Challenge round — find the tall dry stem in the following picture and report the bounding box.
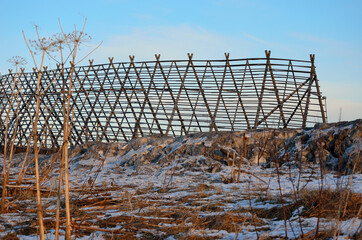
[237,133,247,183]
[58,18,101,239]
[61,29,81,240]
[285,150,304,236]
[230,152,235,182]
[1,66,21,211]
[333,145,360,239]
[5,78,22,192]
[247,176,259,238]
[315,134,325,238]
[33,54,47,240]
[12,18,99,239]
[271,131,288,238]
[1,74,15,211]
[23,26,61,239]
[33,57,46,239]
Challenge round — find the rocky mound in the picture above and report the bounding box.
[69,119,361,174]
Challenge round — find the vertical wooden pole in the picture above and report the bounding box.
[226,56,251,129]
[254,51,269,128]
[310,54,326,123]
[265,50,286,127]
[165,54,192,136]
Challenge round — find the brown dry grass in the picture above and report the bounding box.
[1,232,20,240]
[2,142,361,239]
[300,223,362,240]
[2,178,361,239]
[298,188,362,219]
[253,187,361,222]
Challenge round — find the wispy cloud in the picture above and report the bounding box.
[90,25,254,62]
[242,33,269,45]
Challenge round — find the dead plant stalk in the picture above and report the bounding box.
[1,64,22,211]
[58,18,102,239]
[23,29,48,239]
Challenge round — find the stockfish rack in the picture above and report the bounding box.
[0,51,327,150]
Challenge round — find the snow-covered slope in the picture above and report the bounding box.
[0,120,361,239]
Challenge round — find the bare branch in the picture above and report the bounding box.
[22,31,38,70]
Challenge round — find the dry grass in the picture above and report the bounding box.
[193,212,253,232]
[0,178,263,239]
[2,172,361,239]
[1,232,20,240]
[298,188,362,219]
[1,126,361,239]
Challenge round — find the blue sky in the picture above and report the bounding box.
[1,0,361,122]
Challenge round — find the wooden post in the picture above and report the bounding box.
[254,51,269,128]
[310,54,326,123]
[265,50,286,128]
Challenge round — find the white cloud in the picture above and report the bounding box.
[90,25,253,62]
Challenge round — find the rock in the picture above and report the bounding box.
[66,119,361,175]
[213,149,225,161]
[326,154,339,171]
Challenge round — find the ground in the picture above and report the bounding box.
[0,120,361,239]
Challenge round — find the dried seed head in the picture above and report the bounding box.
[29,35,60,54]
[52,33,67,49]
[7,56,27,67]
[68,31,92,48]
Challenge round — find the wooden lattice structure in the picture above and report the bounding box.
[0,51,327,150]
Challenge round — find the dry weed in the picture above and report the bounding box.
[298,188,362,219]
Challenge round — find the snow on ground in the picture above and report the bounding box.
[0,121,361,239]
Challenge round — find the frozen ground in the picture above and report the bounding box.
[0,120,361,239]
